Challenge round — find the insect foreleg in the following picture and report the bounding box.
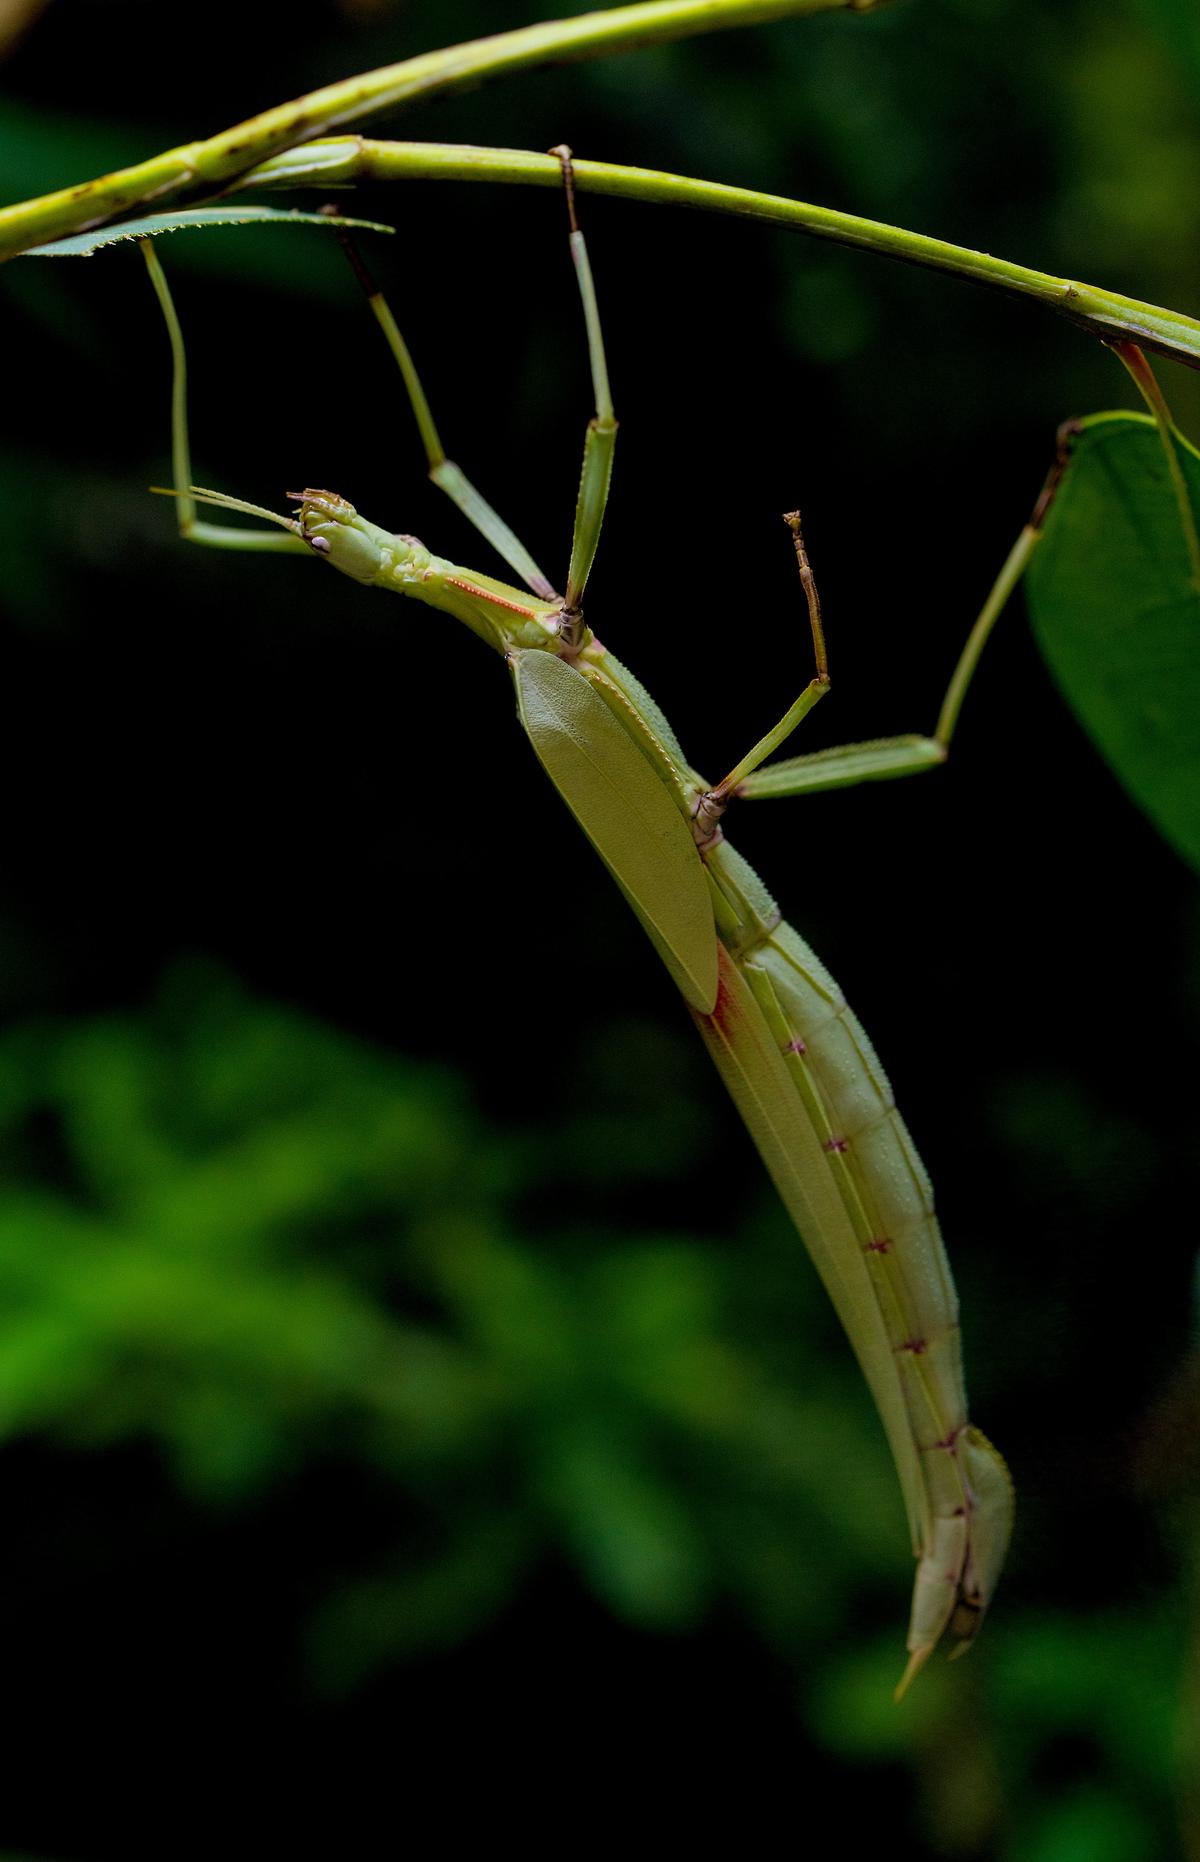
[140,242,309,557]
[552,145,619,636]
[330,220,557,602]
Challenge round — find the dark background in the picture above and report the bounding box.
[1,1,1199,1855]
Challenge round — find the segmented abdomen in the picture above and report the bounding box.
[754,924,969,1504]
[702,839,974,1544]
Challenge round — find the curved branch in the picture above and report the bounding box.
[244,138,1200,371]
[0,0,886,259]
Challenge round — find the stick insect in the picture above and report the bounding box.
[139,152,1019,1698]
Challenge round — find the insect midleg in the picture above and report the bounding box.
[735,432,1077,801]
[140,240,309,555]
[691,510,833,844]
[329,219,558,601]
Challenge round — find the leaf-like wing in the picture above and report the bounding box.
[514,650,718,1014]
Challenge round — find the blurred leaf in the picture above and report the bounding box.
[1017,1785,1157,1862]
[1135,0,1200,100]
[1026,412,1200,871]
[994,1610,1178,1786]
[990,1070,1157,1221]
[307,1513,534,1692]
[536,1411,709,1626]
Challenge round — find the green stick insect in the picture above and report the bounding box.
[138,153,1022,1699]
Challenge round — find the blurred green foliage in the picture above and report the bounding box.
[0,962,906,1661]
[2,0,1200,1856]
[0,965,1196,1857]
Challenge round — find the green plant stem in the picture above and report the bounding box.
[0,0,886,259]
[242,139,1200,371]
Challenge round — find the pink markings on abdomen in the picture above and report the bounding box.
[706,948,741,1038]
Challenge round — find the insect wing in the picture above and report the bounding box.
[514,649,718,1013]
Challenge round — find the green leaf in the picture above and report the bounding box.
[23,204,394,257]
[1025,411,1200,871]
